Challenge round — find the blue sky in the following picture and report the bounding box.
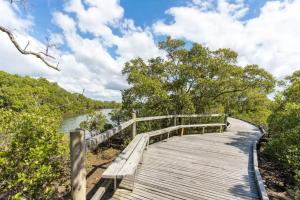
[29,0,267,44]
[0,0,299,101]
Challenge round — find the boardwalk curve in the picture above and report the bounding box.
[105,118,262,200]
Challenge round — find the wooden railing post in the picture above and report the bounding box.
[174,115,177,126]
[132,112,136,139]
[181,117,184,136]
[224,114,228,129]
[70,128,86,200]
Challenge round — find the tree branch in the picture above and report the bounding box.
[0,26,60,71]
[210,86,250,100]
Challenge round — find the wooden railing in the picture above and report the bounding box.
[69,113,227,200]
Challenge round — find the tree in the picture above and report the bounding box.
[121,37,275,121]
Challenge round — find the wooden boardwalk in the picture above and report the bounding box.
[104,118,262,200]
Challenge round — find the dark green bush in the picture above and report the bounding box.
[265,128,300,181]
[79,111,114,133]
[0,107,69,199]
[265,73,300,197]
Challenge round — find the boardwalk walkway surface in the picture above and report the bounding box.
[104,118,262,200]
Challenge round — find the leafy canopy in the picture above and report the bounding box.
[121,37,275,122]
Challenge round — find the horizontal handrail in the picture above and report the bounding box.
[177,114,223,118]
[145,123,226,137]
[86,113,225,150]
[135,115,174,122]
[135,113,224,122]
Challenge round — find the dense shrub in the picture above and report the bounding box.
[80,111,113,133]
[0,107,69,199]
[265,72,300,197]
[265,128,300,181]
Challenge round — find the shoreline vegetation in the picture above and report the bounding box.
[0,70,120,199]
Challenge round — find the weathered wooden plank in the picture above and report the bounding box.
[147,148,249,169]
[102,134,144,179]
[134,173,257,200]
[149,143,249,162]
[176,113,224,118]
[135,115,174,122]
[117,135,149,178]
[141,158,252,178]
[121,181,190,200]
[136,168,258,196]
[135,173,259,200]
[139,162,256,184]
[90,179,111,200]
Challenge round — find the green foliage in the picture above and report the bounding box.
[80,111,107,132]
[265,128,300,175]
[232,90,273,126]
[109,109,126,125]
[121,37,275,125]
[268,102,300,134]
[266,71,300,195]
[0,107,69,199]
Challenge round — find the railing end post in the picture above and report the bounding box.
[224,114,228,125]
[70,129,86,200]
[132,112,137,139]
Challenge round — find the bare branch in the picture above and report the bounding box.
[24,40,29,51]
[39,52,55,59]
[0,26,60,71]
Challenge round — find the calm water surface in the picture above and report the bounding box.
[59,109,113,133]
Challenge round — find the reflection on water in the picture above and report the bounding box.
[59,109,113,134]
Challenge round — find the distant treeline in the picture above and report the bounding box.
[0,70,120,116]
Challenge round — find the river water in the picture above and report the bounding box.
[59,109,113,134]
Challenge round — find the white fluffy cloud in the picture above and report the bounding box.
[154,0,300,78]
[50,0,164,100]
[65,0,123,40]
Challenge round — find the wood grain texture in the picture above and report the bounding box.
[104,118,262,200]
[102,134,149,180]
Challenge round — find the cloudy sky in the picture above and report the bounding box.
[0,0,299,101]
